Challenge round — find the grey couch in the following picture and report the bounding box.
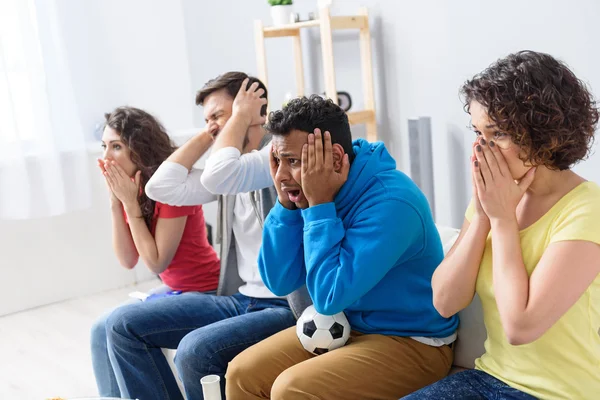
[436,226,486,373]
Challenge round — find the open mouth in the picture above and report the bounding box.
[285,189,302,203]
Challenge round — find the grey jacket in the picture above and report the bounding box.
[214,137,312,319]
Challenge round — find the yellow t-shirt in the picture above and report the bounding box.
[465,181,600,400]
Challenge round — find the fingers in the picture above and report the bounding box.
[103,166,115,188]
[301,143,308,177]
[323,131,333,167]
[238,78,250,96]
[488,140,511,177]
[111,161,130,181]
[340,153,350,181]
[115,161,125,177]
[104,160,117,181]
[472,158,485,194]
[134,170,142,188]
[479,137,500,178]
[474,142,492,185]
[471,158,482,197]
[307,131,316,169]
[313,129,324,167]
[247,81,259,93]
[518,167,537,192]
[97,158,106,174]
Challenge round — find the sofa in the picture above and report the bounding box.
[163,225,487,396]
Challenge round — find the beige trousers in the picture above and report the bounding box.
[226,327,453,400]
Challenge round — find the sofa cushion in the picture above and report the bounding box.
[454,294,486,368]
[435,225,486,369]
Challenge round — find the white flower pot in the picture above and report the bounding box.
[270,5,293,26]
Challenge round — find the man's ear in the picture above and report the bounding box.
[331,144,345,172]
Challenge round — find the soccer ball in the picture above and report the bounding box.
[296,305,351,355]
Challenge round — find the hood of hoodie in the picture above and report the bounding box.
[334,138,397,211]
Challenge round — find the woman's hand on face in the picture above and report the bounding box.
[472,137,536,222]
[98,158,120,205]
[470,142,489,226]
[103,160,141,208]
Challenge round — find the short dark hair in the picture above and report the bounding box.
[266,95,355,163]
[462,50,598,170]
[196,71,268,116]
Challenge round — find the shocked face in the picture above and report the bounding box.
[469,100,532,180]
[101,126,137,177]
[271,130,310,209]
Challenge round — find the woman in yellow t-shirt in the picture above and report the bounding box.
[404,51,600,400]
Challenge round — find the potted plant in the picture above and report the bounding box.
[268,0,293,27]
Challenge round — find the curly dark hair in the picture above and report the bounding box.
[266,95,355,163]
[104,107,176,229]
[196,71,268,116]
[462,50,598,170]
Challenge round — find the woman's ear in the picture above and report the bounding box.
[331,143,345,172]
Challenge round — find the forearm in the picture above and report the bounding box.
[110,204,139,269]
[431,217,490,317]
[166,131,214,170]
[258,202,306,295]
[123,202,166,274]
[491,217,530,335]
[258,241,305,296]
[146,163,217,206]
[201,144,273,194]
[211,112,250,153]
[302,202,407,316]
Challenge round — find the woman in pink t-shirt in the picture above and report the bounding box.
[91,106,220,397]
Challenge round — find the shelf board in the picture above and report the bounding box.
[263,15,367,38]
[348,110,375,125]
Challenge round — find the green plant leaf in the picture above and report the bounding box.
[268,0,293,6]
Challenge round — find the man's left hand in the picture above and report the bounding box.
[232,78,267,127]
[301,129,350,207]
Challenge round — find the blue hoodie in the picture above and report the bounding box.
[259,139,458,337]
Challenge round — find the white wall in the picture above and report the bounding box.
[3,0,600,313]
[57,0,196,138]
[182,0,600,227]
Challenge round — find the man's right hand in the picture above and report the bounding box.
[270,146,297,210]
[232,78,267,127]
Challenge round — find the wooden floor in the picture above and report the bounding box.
[0,279,160,400]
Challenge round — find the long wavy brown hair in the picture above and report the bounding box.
[104,107,176,229]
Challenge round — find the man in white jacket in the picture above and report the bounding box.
[103,72,310,400]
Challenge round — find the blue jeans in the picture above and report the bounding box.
[91,284,173,397]
[105,291,295,400]
[401,370,538,400]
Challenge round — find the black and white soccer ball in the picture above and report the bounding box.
[296,305,351,355]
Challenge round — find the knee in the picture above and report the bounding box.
[90,313,109,349]
[104,305,140,341]
[174,331,213,377]
[271,368,306,400]
[225,350,259,391]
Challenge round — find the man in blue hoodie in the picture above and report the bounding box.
[225,96,459,399]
